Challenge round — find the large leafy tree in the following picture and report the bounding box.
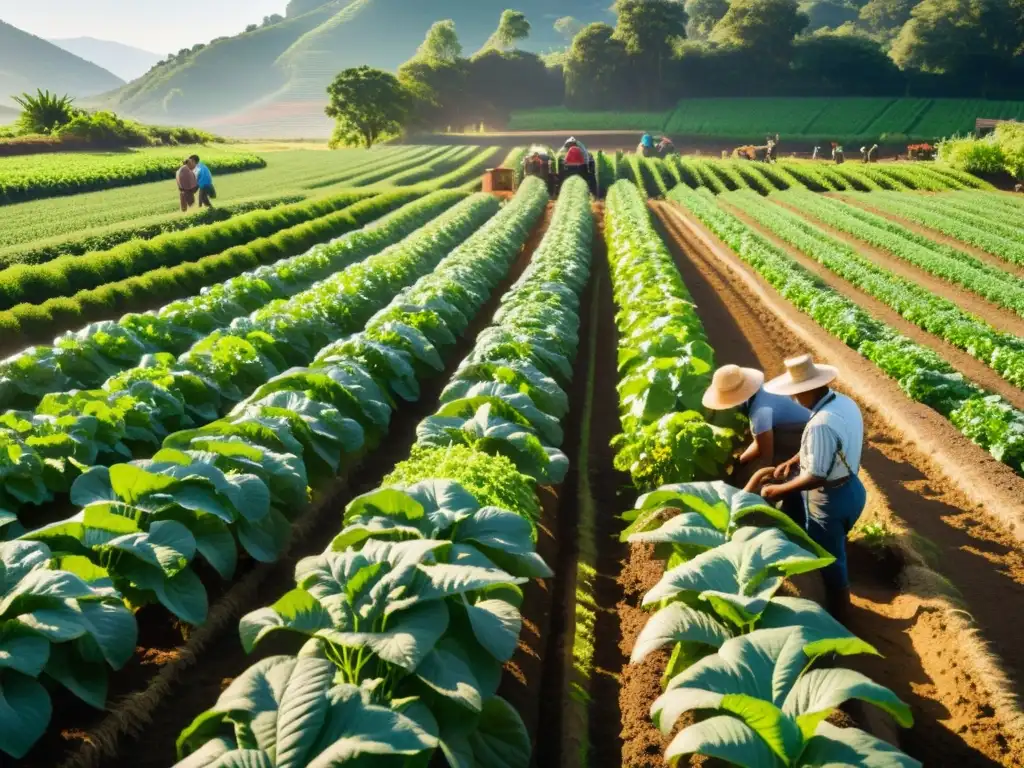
[614,0,689,104]
[482,9,532,52]
[792,32,903,94]
[858,0,918,35]
[415,19,463,63]
[565,23,632,108]
[890,0,1019,82]
[685,0,730,39]
[324,66,409,148]
[710,0,809,66]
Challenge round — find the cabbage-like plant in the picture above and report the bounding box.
[0,540,136,759]
[332,480,552,578]
[642,527,833,629]
[652,626,917,767]
[623,481,829,561]
[418,403,568,485]
[175,656,437,767]
[367,321,445,374]
[442,361,569,420]
[437,382,563,446]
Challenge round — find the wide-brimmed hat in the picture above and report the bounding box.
[702,365,764,410]
[764,354,838,396]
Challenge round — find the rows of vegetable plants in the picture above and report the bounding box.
[0,180,549,761]
[779,189,1024,317]
[622,479,918,765]
[331,145,458,188]
[0,193,498,536]
[604,180,735,492]
[600,180,919,766]
[0,146,267,205]
[723,190,1024,391]
[774,161,848,192]
[848,191,1024,266]
[0,191,462,412]
[670,185,1024,475]
[0,190,422,346]
[170,177,566,767]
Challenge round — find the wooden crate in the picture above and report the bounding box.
[482,167,516,192]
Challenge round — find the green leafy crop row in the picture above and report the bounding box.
[604,180,737,492]
[671,185,1024,476]
[0,179,550,761]
[725,190,1024,393]
[0,194,499,536]
[171,178,560,767]
[0,191,462,413]
[0,146,266,205]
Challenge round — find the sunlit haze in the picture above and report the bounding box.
[0,0,288,54]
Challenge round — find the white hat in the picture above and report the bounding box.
[702,365,764,410]
[764,354,838,396]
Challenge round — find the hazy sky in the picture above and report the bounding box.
[1,0,289,54]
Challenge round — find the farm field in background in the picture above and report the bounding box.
[1,139,1024,768]
[508,96,1024,142]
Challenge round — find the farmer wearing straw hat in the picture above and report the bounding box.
[702,364,810,526]
[753,354,866,617]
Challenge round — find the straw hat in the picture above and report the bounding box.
[702,365,764,410]
[764,354,838,396]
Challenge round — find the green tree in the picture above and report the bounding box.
[614,0,689,105]
[792,32,902,93]
[482,9,532,52]
[685,0,730,38]
[415,20,463,63]
[12,90,81,135]
[555,15,586,39]
[565,23,632,108]
[325,66,409,148]
[890,0,1018,81]
[858,0,917,35]
[710,0,809,65]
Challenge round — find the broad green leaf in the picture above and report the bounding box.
[799,721,922,767]
[415,645,483,713]
[784,668,914,732]
[0,629,49,676]
[272,653,335,768]
[463,597,522,662]
[630,603,731,664]
[239,589,333,654]
[465,696,532,768]
[721,693,804,763]
[44,643,108,709]
[0,670,51,759]
[109,463,179,503]
[666,715,781,768]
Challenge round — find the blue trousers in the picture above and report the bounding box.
[805,475,866,591]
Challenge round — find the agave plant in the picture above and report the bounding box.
[175,656,437,767]
[652,626,917,767]
[0,540,136,759]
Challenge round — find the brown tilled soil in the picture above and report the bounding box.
[720,199,1024,412]
[649,200,1024,766]
[836,194,1024,280]
[36,205,554,768]
[773,198,1024,336]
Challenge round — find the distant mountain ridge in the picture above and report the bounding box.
[94,0,612,136]
[50,37,161,82]
[0,20,124,107]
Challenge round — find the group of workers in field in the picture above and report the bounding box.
[703,355,866,620]
[176,155,217,212]
[638,133,676,158]
[811,142,879,164]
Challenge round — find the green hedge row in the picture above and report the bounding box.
[0,189,422,348]
[0,188,382,310]
[0,195,305,268]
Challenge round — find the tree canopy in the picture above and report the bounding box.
[481,9,532,52]
[415,20,463,63]
[565,22,632,108]
[685,0,730,39]
[325,66,409,148]
[710,0,809,64]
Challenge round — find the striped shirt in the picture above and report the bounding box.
[799,390,863,482]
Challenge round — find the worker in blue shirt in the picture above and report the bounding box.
[189,154,216,208]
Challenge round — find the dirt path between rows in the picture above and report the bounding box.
[42,205,555,768]
[719,199,1024,413]
[774,198,1024,337]
[653,200,1024,765]
[836,194,1024,280]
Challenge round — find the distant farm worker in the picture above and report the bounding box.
[564,142,587,169]
[859,146,868,163]
[868,144,879,163]
[834,145,845,164]
[657,136,676,157]
[751,355,866,619]
[190,155,216,208]
[703,364,810,527]
[176,157,198,212]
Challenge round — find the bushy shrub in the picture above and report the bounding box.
[937,134,1005,175]
[995,122,1024,179]
[56,111,152,147]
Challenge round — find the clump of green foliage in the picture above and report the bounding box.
[938,123,1024,179]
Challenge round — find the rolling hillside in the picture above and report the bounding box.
[0,20,124,106]
[50,37,161,82]
[95,0,611,137]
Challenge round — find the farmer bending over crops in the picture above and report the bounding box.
[747,355,866,620]
[190,155,216,208]
[176,157,198,212]
[702,365,810,527]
